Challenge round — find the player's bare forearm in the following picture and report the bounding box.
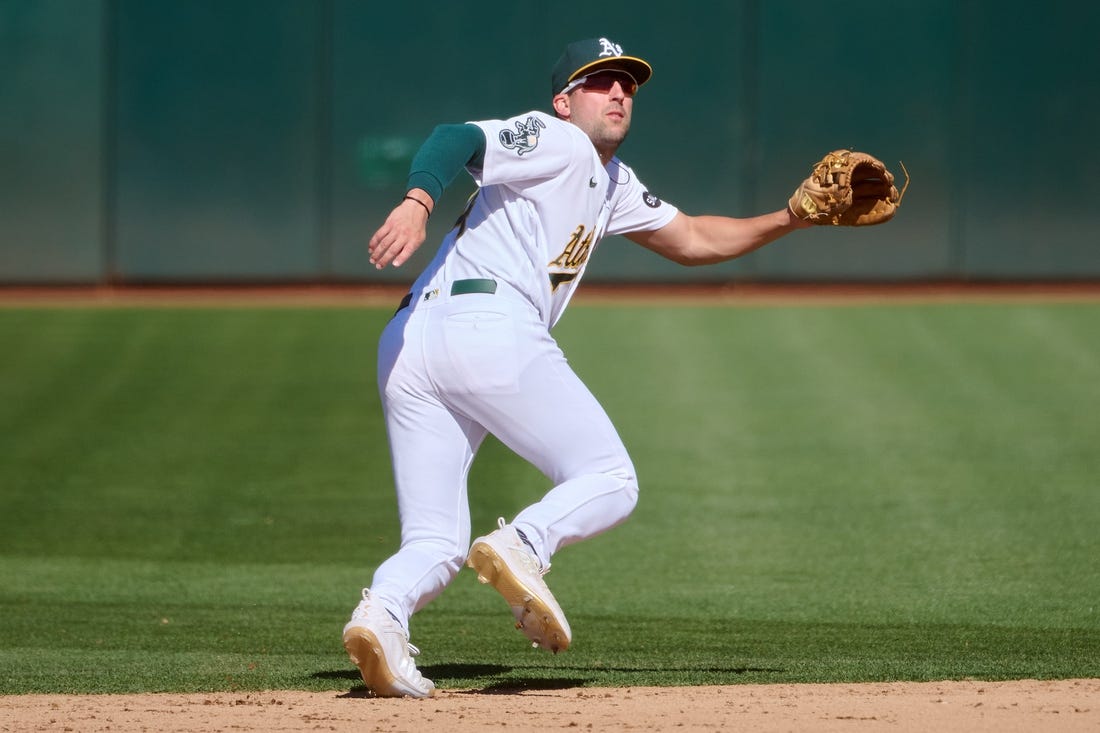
[626,208,811,266]
[368,188,434,269]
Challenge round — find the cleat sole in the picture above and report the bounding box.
[342,627,436,698]
[466,542,571,652]
[343,627,398,694]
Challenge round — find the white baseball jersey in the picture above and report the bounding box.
[407,110,679,328]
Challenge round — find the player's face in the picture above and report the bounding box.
[556,70,635,159]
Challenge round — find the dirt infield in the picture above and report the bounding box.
[3,679,1098,732]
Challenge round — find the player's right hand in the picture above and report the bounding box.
[368,195,431,269]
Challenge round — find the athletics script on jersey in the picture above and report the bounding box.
[549,224,593,290]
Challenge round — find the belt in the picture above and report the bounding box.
[395,278,498,314]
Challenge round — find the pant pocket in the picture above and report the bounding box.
[439,310,520,394]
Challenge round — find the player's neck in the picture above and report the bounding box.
[596,145,618,166]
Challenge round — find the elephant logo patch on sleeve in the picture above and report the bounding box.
[499,117,547,156]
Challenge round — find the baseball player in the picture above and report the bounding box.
[343,36,815,698]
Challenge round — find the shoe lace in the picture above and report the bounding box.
[350,588,373,621]
[352,588,422,656]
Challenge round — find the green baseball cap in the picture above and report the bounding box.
[551,37,653,96]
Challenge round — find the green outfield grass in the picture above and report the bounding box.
[1,299,1098,694]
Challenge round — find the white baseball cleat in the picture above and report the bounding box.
[341,589,436,698]
[467,518,572,653]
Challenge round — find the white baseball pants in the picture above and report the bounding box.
[367,288,638,629]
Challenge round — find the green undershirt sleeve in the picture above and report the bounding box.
[406,123,486,204]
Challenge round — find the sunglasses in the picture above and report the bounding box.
[563,70,639,97]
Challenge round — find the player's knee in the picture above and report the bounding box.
[611,466,640,514]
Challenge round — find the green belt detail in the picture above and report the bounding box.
[450,278,497,296]
[394,278,498,316]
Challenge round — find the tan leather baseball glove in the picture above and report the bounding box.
[789,150,908,226]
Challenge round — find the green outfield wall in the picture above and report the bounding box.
[1,0,1097,284]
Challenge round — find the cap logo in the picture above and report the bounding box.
[598,38,623,58]
[499,116,546,156]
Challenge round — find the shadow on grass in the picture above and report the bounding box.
[315,663,784,696]
[449,666,786,695]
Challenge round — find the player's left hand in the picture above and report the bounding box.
[369,194,432,269]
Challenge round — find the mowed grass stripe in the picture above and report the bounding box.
[0,302,1097,693]
[549,303,1100,626]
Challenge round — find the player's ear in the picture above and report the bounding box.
[552,93,571,120]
